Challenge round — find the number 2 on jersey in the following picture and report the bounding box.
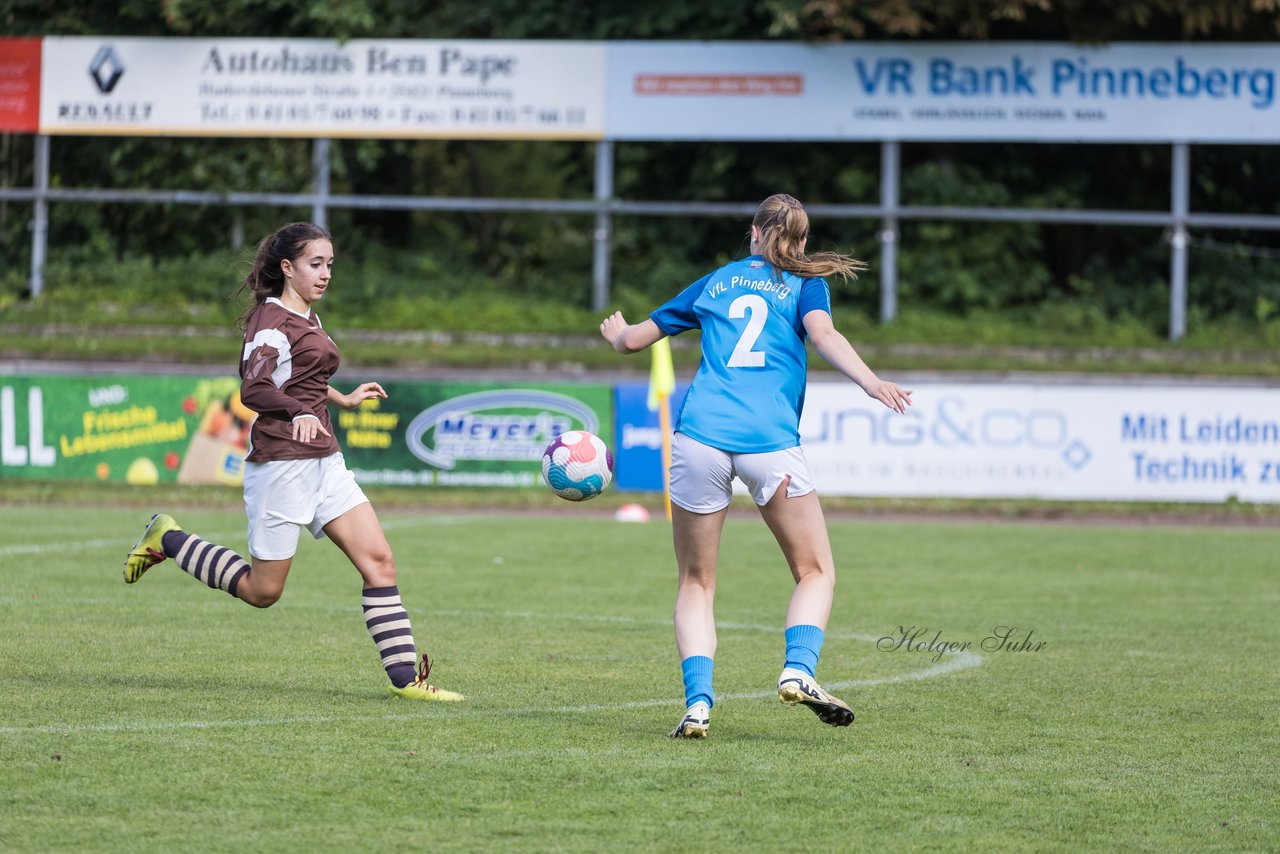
[726,294,768,368]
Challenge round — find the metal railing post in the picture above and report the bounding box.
[29,134,50,297]
[592,139,614,312]
[312,138,331,228]
[879,140,900,323]
[1169,142,1190,342]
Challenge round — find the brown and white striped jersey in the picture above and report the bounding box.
[239,297,341,463]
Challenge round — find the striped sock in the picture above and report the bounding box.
[162,530,249,596]
[784,624,825,678]
[680,655,715,709]
[362,585,418,688]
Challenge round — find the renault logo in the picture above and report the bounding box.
[89,45,125,94]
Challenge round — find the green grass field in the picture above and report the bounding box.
[1,501,1276,852]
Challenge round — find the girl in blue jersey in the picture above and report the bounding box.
[600,193,912,738]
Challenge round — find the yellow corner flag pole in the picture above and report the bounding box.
[647,337,676,521]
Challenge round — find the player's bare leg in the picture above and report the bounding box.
[668,504,728,737]
[324,503,462,702]
[232,557,293,607]
[757,480,835,631]
[758,482,853,727]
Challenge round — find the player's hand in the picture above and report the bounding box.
[338,382,387,410]
[291,414,331,443]
[867,380,913,414]
[600,311,629,352]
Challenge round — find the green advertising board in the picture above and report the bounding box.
[0,373,612,490]
[0,374,251,485]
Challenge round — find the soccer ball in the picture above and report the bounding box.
[541,430,613,502]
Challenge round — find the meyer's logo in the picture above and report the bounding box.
[406,390,600,470]
[89,45,125,94]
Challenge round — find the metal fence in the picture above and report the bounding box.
[6,135,1280,341]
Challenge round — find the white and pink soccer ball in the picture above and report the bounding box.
[541,430,613,502]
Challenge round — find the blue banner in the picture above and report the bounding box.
[612,381,689,491]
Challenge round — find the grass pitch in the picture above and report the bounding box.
[0,501,1276,852]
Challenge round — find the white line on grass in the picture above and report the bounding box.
[0,515,476,558]
[0,611,982,737]
[0,655,981,737]
[0,531,229,558]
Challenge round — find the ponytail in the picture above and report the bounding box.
[751,193,866,280]
[233,222,332,327]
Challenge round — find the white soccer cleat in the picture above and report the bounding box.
[777,668,854,727]
[668,701,710,739]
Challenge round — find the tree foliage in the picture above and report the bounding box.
[763,0,1280,40]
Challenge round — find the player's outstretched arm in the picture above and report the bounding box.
[328,382,388,411]
[802,309,913,414]
[601,311,665,355]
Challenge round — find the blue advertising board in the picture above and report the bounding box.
[611,381,689,492]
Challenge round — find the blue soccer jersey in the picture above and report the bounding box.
[650,255,831,453]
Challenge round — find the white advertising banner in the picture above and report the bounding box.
[798,381,1280,502]
[608,42,1280,142]
[38,37,605,139]
[30,38,1280,142]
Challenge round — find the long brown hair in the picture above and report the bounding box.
[233,222,332,327]
[752,193,867,280]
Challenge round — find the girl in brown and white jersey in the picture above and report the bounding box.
[123,222,459,703]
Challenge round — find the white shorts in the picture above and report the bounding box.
[242,452,368,560]
[669,432,815,514]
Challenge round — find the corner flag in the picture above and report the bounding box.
[647,337,675,412]
[648,337,675,520]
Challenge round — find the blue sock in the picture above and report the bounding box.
[784,625,825,678]
[680,655,714,709]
